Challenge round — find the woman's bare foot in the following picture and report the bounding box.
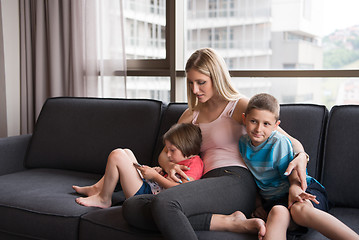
[72,185,99,197]
[211,211,266,239]
[75,194,112,209]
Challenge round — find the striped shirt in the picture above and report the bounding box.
[239,131,316,201]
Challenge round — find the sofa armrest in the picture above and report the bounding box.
[0,134,31,175]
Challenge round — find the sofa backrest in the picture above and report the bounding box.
[151,103,188,166]
[25,97,163,174]
[321,105,359,208]
[280,104,328,180]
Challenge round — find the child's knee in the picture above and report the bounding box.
[268,205,290,219]
[290,200,313,222]
[109,148,128,163]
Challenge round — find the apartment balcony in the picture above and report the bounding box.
[125,38,166,59]
[188,40,272,58]
[187,8,271,29]
[123,2,165,26]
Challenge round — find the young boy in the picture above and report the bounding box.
[239,93,359,240]
[73,123,203,208]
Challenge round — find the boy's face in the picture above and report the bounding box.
[242,109,280,147]
[165,140,186,163]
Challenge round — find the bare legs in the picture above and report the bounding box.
[210,211,266,239]
[258,201,359,240]
[72,148,143,208]
[263,205,290,240]
[290,200,359,240]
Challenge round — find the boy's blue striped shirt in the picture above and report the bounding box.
[239,131,318,200]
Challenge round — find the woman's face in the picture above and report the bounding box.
[187,68,215,103]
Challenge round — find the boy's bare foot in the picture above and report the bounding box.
[211,211,266,239]
[75,194,112,209]
[72,185,99,197]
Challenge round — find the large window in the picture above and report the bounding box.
[107,0,359,109]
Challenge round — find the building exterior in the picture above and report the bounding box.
[120,0,323,103]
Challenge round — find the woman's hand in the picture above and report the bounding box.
[284,152,308,190]
[158,148,190,183]
[165,161,190,183]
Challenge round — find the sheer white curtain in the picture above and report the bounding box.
[96,0,127,98]
[19,0,126,134]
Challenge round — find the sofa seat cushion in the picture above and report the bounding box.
[297,207,359,239]
[0,168,124,240]
[79,206,163,240]
[80,206,257,240]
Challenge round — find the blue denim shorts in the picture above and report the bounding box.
[263,181,329,212]
[134,179,153,196]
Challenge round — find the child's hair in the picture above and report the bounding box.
[245,93,280,121]
[185,48,242,111]
[163,123,202,157]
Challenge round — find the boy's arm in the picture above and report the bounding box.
[278,126,309,190]
[288,170,319,208]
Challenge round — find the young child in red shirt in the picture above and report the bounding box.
[73,123,203,208]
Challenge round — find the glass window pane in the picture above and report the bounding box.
[98,76,170,102]
[176,76,359,109]
[184,0,359,70]
[123,0,166,59]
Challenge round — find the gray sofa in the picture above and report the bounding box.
[0,97,358,240]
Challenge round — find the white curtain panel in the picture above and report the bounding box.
[96,0,127,98]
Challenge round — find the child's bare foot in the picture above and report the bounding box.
[72,185,99,197]
[75,194,112,209]
[227,211,266,239]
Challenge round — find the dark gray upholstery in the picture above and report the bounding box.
[0,134,31,175]
[0,169,102,240]
[79,207,163,240]
[280,104,328,179]
[321,105,359,208]
[151,102,187,166]
[0,98,358,240]
[0,97,162,240]
[26,97,162,173]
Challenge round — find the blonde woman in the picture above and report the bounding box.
[123,48,309,240]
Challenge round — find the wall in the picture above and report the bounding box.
[1,0,20,137]
[0,0,7,137]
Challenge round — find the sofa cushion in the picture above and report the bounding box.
[151,102,187,166]
[0,134,31,176]
[79,206,257,240]
[25,97,163,174]
[300,208,359,239]
[0,168,124,240]
[80,206,163,240]
[321,105,359,208]
[280,104,328,179]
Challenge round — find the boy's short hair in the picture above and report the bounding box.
[163,123,202,157]
[245,93,280,121]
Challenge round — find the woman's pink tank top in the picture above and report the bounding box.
[192,100,247,174]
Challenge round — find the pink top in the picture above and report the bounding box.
[192,100,247,174]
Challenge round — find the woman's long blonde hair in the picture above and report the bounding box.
[185,48,241,111]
